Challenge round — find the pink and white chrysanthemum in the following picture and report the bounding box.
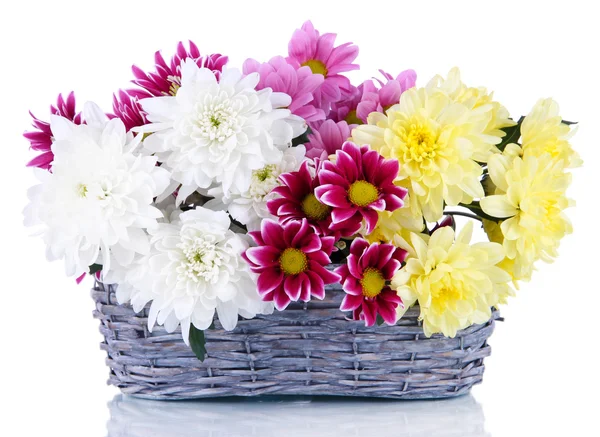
[356,69,416,123]
[315,142,407,237]
[305,120,354,160]
[287,21,359,109]
[132,41,228,97]
[243,56,325,122]
[243,219,340,310]
[268,160,334,237]
[111,89,149,133]
[24,92,82,170]
[336,238,406,326]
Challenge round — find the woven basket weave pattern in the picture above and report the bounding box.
[92,280,499,400]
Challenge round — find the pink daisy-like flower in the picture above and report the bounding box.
[315,142,408,237]
[336,238,406,326]
[132,41,228,96]
[243,56,325,122]
[356,69,417,123]
[111,89,149,132]
[243,219,340,310]
[305,120,354,160]
[287,21,359,109]
[23,92,82,170]
[329,84,364,125]
[268,160,335,237]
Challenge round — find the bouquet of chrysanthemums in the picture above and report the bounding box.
[24,21,580,359]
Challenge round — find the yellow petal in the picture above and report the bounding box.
[480,195,518,218]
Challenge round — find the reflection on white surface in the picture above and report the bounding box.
[107,394,490,437]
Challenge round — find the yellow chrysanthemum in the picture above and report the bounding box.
[392,222,513,338]
[427,67,516,140]
[480,150,573,281]
[352,72,501,223]
[482,218,520,289]
[520,98,582,168]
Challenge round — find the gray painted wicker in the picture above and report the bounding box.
[92,278,499,400]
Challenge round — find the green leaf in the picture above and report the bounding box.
[189,325,208,362]
[497,116,525,151]
[376,315,385,326]
[89,263,103,274]
[561,120,578,126]
[292,126,313,147]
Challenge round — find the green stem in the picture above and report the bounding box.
[443,211,483,222]
[458,202,500,223]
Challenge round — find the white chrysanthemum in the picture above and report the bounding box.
[110,207,273,343]
[23,103,170,277]
[138,59,305,204]
[205,145,306,230]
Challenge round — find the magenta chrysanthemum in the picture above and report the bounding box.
[23,92,82,170]
[268,160,335,238]
[305,120,354,160]
[336,238,406,326]
[356,69,416,123]
[315,142,408,236]
[243,56,325,122]
[111,89,149,132]
[131,41,228,96]
[243,219,340,310]
[287,20,359,109]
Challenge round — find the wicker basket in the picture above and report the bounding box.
[92,277,500,400]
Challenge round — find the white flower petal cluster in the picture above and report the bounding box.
[108,207,273,343]
[139,59,305,204]
[23,103,170,277]
[205,145,306,231]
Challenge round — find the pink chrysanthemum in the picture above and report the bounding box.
[305,120,354,160]
[111,89,149,132]
[315,142,408,237]
[356,69,416,123]
[287,21,359,109]
[132,41,228,96]
[336,238,406,326]
[329,84,364,125]
[23,92,82,170]
[243,56,325,122]
[268,160,335,238]
[243,219,340,310]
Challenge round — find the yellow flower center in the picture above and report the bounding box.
[169,82,180,96]
[77,183,88,198]
[345,110,362,125]
[279,248,308,276]
[348,180,379,207]
[302,59,328,76]
[393,117,442,164]
[301,193,330,221]
[429,277,468,315]
[405,123,439,162]
[254,165,276,182]
[360,267,386,298]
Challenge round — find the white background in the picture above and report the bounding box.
[1,1,598,435]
